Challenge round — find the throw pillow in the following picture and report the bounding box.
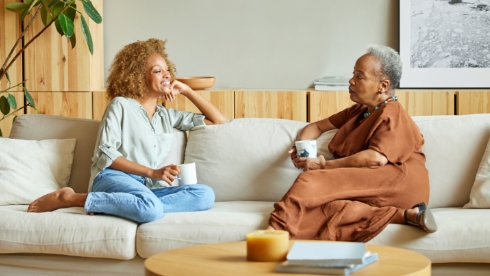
[0,138,76,205]
[464,137,490,208]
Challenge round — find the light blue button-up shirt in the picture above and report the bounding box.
[88,97,205,192]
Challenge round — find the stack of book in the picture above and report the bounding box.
[314,76,350,91]
[276,242,378,275]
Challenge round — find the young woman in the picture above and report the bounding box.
[27,38,229,223]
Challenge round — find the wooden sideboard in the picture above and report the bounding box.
[90,89,485,124]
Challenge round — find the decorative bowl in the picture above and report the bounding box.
[175,76,216,90]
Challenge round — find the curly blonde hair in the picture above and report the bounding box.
[106,38,176,100]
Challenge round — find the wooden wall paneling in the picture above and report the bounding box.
[23,0,104,92]
[0,0,22,91]
[456,91,490,115]
[308,91,354,122]
[395,90,455,116]
[0,92,24,137]
[27,91,92,119]
[234,90,307,122]
[92,88,109,120]
[164,90,235,120]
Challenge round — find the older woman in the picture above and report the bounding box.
[268,45,437,242]
[27,38,229,223]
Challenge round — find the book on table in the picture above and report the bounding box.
[275,252,378,275]
[314,84,349,91]
[315,76,351,85]
[286,241,367,266]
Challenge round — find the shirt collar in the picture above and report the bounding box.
[127,98,164,118]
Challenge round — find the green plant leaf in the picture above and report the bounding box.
[70,32,76,48]
[12,115,17,125]
[48,0,60,8]
[40,2,53,26]
[81,0,102,23]
[54,18,64,36]
[0,96,10,115]
[66,2,77,22]
[24,87,35,108]
[5,2,28,13]
[80,15,93,55]
[58,13,74,38]
[52,1,63,17]
[20,0,38,21]
[7,94,17,109]
[5,72,11,84]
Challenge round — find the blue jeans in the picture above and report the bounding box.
[85,168,215,223]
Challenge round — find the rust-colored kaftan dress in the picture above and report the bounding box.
[269,101,429,242]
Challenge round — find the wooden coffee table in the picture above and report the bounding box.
[145,241,431,276]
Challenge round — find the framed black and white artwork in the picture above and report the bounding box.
[399,0,490,88]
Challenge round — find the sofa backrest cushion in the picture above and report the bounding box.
[186,115,490,207]
[10,114,186,193]
[184,118,336,202]
[413,114,490,208]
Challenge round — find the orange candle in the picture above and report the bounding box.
[246,230,289,262]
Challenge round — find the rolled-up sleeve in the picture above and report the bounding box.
[165,108,205,131]
[92,100,124,170]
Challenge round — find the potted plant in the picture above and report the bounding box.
[0,0,102,136]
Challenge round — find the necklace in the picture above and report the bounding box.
[363,96,398,118]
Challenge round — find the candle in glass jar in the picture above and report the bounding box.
[246,230,289,262]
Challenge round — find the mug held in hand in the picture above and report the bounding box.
[177,163,197,185]
[295,140,317,158]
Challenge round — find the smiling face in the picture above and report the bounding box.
[348,54,389,108]
[145,53,172,97]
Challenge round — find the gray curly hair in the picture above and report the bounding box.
[366,45,403,92]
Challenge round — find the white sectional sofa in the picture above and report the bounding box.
[1,113,490,275]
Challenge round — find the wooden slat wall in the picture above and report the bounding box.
[92,89,109,120]
[456,91,490,115]
[0,0,22,91]
[27,92,92,119]
[235,90,307,122]
[164,90,235,120]
[23,0,104,91]
[0,92,24,137]
[396,90,455,116]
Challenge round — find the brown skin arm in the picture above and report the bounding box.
[295,149,388,171]
[290,118,388,171]
[109,156,180,185]
[167,81,229,125]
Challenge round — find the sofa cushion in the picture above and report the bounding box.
[184,118,336,202]
[464,137,490,208]
[371,208,490,263]
[0,205,137,260]
[0,138,76,205]
[412,114,490,208]
[136,201,274,258]
[10,114,187,193]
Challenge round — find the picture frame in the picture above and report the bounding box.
[399,0,490,89]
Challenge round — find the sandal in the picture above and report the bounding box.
[404,202,438,233]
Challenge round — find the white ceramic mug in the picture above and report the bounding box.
[177,163,197,185]
[295,140,317,158]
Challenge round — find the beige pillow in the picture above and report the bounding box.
[464,137,490,208]
[0,138,76,205]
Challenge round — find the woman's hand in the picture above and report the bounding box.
[150,164,180,185]
[163,80,191,102]
[294,155,327,171]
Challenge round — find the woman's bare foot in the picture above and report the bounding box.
[27,187,81,212]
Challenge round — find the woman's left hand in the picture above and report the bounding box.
[163,80,191,102]
[295,155,326,171]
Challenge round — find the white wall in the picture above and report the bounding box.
[103,0,399,89]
